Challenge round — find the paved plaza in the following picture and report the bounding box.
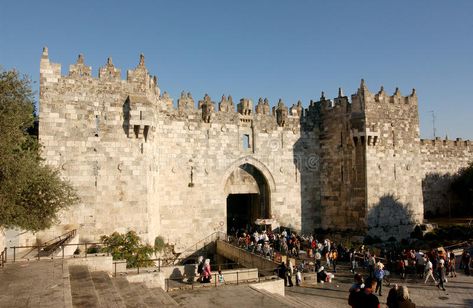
[1,259,472,307]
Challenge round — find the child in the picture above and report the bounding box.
[218,270,224,284]
[296,269,302,286]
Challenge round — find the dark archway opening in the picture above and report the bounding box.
[225,164,270,235]
[227,193,260,233]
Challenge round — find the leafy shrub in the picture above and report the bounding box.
[100,231,154,268]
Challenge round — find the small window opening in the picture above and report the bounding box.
[143,125,149,142]
[95,115,99,137]
[140,111,143,120]
[243,134,250,150]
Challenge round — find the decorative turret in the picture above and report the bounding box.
[237,98,253,116]
[290,100,303,117]
[394,87,401,97]
[98,57,121,80]
[218,94,234,113]
[255,98,264,114]
[69,53,92,77]
[359,78,370,94]
[40,47,61,87]
[263,98,271,115]
[198,94,215,123]
[160,91,173,107]
[275,99,288,127]
[126,53,159,95]
[178,91,195,111]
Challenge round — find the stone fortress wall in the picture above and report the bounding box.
[420,138,473,217]
[37,48,473,248]
[38,48,320,250]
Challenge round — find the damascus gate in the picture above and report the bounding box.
[35,48,473,251]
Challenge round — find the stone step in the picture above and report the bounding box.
[254,287,312,307]
[148,287,179,306]
[112,278,148,308]
[112,277,175,307]
[90,271,126,308]
[69,265,100,307]
[284,290,315,308]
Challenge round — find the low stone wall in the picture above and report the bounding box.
[249,279,285,296]
[66,255,113,272]
[127,272,165,289]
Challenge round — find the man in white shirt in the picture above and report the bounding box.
[424,257,437,284]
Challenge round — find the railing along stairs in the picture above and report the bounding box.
[38,229,77,257]
[172,231,227,265]
[28,229,78,258]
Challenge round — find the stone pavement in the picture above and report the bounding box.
[284,269,473,308]
[1,259,472,307]
[0,260,72,308]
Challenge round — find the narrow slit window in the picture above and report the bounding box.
[95,115,99,137]
[243,134,250,150]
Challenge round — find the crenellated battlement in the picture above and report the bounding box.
[420,137,471,147]
[41,49,427,137]
[40,47,161,97]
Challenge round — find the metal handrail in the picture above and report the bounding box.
[164,267,279,292]
[111,258,240,277]
[9,242,104,262]
[172,231,227,264]
[41,229,77,247]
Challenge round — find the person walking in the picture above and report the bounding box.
[350,249,357,273]
[436,260,446,291]
[374,262,385,296]
[286,260,294,287]
[424,258,436,284]
[331,248,338,273]
[277,261,287,286]
[368,254,376,279]
[449,251,457,278]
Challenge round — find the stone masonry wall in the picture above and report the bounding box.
[360,83,424,239]
[37,48,473,248]
[38,48,319,250]
[39,49,160,243]
[420,138,473,217]
[317,92,366,230]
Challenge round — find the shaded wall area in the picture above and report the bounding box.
[420,138,473,218]
[367,194,416,240]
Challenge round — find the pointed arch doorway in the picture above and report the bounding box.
[224,163,271,234]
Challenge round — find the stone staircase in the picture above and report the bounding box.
[252,288,313,307]
[69,265,178,307]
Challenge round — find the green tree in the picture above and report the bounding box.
[0,69,78,231]
[100,231,154,268]
[451,162,473,216]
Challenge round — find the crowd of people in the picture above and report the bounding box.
[225,227,473,306]
[349,275,417,308]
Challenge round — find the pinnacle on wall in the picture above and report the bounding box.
[42,46,49,59]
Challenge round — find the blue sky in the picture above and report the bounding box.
[1,0,472,139]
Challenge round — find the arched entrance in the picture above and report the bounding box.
[224,163,270,234]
